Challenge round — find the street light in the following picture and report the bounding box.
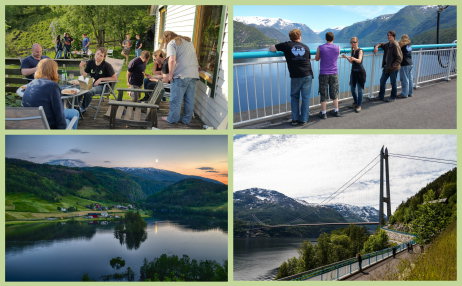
[436,5,450,68]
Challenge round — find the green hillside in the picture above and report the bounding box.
[145,178,228,216]
[233,20,276,49]
[389,168,456,245]
[6,158,147,203]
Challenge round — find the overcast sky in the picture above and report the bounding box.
[234,135,456,212]
[6,135,228,184]
[234,5,407,32]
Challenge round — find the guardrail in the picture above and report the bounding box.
[278,238,415,281]
[233,43,457,127]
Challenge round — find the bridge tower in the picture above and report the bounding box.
[379,146,392,225]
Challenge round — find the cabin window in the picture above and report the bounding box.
[194,5,224,95]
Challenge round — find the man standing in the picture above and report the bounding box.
[373,30,403,102]
[134,34,143,57]
[82,34,90,55]
[316,32,341,119]
[121,34,132,65]
[270,29,313,126]
[127,50,150,101]
[63,32,74,59]
[20,43,49,80]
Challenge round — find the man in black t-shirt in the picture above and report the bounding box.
[127,50,150,101]
[20,43,49,80]
[270,29,314,126]
[78,47,117,112]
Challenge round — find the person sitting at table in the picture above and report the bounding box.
[143,49,166,90]
[20,43,50,80]
[22,59,79,129]
[127,50,151,101]
[78,47,117,113]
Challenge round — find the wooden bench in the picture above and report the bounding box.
[107,81,164,129]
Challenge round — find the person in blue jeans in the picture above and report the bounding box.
[22,59,79,129]
[373,31,403,102]
[161,31,199,125]
[342,37,366,113]
[270,29,314,126]
[398,34,413,98]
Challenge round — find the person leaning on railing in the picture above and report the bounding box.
[373,30,403,102]
[78,47,117,113]
[342,37,366,113]
[398,34,413,98]
[269,28,314,126]
[22,59,79,129]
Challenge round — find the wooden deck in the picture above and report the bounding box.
[77,97,205,130]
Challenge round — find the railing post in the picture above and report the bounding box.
[415,49,424,89]
[369,53,376,98]
[446,46,455,81]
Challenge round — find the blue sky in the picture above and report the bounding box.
[6,135,228,184]
[233,135,456,212]
[234,5,406,31]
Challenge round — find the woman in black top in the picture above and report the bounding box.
[54,35,63,59]
[398,34,413,98]
[342,37,366,113]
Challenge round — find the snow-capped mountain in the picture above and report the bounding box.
[325,203,380,223]
[234,188,346,225]
[234,16,295,29]
[235,188,380,225]
[234,16,322,43]
[45,159,88,168]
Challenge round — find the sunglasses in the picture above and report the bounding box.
[350,41,357,44]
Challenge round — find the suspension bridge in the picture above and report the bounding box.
[248,146,456,229]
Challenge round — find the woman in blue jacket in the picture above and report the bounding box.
[22,58,79,129]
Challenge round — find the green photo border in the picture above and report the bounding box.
[1,1,461,285]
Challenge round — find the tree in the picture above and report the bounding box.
[412,189,450,245]
[110,257,126,270]
[362,229,389,253]
[297,241,318,271]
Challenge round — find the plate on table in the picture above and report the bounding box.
[61,88,79,95]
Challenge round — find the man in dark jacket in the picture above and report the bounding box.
[373,30,403,102]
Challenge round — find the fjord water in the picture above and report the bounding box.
[6,218,227,281]
[234,237,316,280]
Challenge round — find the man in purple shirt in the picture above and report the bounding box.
[315,32,341,119]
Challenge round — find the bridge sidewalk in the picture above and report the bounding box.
[248,80,456,129]
[343,247,421,281]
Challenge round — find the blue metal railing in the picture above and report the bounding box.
[278,228,417,281]
[233,43,457,127]
[233,43,457,59]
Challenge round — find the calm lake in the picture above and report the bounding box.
[234,237,316,281]
[6,218,227,281]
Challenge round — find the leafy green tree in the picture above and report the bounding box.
[362,229,389,253]
[297,241,317,271]
[412,189,451,245]
[110,257,126,270]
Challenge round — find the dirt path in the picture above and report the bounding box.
[344,247,422,281]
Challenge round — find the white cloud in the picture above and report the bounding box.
[337,5,405,20]
[234,135,456,212]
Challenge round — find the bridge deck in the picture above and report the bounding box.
[239,79,456,129]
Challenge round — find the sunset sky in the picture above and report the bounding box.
[6,135,228,184]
